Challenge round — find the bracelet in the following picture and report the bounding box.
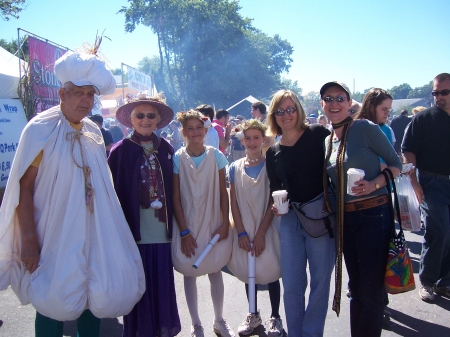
[180,229,190,237]
[238,231,248,238]
[181,232,191,239]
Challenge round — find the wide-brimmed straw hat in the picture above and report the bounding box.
[116,92,174,129]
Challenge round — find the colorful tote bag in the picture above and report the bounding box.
[381,169,416,294]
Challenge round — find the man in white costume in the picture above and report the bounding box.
[0,51,145,337]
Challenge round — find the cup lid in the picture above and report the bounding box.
[347,168,365,175]
[272,190,288,195]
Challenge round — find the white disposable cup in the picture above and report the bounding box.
[347,168,365,196]
[272,190,289,214]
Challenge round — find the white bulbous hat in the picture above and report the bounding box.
[54,51,116,95]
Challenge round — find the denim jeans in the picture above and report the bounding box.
[279,209,335,337]
[344,202,391,337]
[419,173,450,287]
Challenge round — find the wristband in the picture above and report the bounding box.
[238,231,248,238]
[181,232,191,239]
[180,229,190,237]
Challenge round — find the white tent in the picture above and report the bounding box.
[227,95,260,111]
[0,46,25,99]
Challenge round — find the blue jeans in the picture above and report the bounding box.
[279,210,335,337]
[419,173,450,287]
[344,202,391,337]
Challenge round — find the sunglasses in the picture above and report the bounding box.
[348,109,357,114]
[431,89,450,97]
[323,95,347,103]
[135,112,157,120]
[274,107,296,116]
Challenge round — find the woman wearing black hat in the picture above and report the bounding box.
[320,82,402,337]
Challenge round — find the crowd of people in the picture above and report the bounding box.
[0,47,449,337]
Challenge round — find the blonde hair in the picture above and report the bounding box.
[176,109,208,127]
[412,106,426,115]
[267,90,308,136]
[233,119,267,137]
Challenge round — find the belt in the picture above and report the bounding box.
[419,169,450,180]
[344,195,389,212]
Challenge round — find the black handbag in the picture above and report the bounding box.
[273,141,335,238]
[291,187,336,238]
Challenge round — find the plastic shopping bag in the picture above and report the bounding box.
[394,174,421,231]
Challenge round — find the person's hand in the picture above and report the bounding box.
[252,232,266,257]
[238,235,251,252]
[351,179,374,196]
[402,166,416,176]
[271,204,281,216]
[225,123,233,136]
[181,234,197,258]
[21,237,41,274]
[212,223,229,241]
[410,179,424,204]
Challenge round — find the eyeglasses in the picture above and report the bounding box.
[348,109,357,114]
[323,95,347,103]
[431,89,450,97]
[135,112,157,120]
[274,107,296,116]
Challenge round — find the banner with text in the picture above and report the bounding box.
[0,99,28,188]
[127,66,153,93]
[28,36,68,113]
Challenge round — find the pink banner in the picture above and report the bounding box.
[28,36,68,113]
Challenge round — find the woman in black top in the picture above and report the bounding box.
[266,90,334,336]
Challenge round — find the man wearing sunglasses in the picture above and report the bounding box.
[402,73,450,302]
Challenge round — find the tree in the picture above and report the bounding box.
[388,83,412,99]
[0,36,29,61]
[407,81,433,105]
[1,0,27,21]
[119,0,293,111]
[279,78,302,97]
[301,91,321,113]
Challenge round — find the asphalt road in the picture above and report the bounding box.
[1,230,449,337]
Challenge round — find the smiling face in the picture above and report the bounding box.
[374,98,392,124]
[275,97,298,132]
[59,83,96,123]
[131,104,161,136]
[182,118,207,145]
[321,86,352,124]
[242,128,265,156]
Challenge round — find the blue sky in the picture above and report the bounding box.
[1,0,449,93]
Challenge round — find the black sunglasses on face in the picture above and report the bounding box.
[135,112,157,119]
[274,107,296,116]
[431,89,450,97]
[323,95,347,103]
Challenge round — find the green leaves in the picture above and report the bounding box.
[120,0,294,112]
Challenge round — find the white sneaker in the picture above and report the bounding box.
[237,312,262,335]
[267,316,284,337]
[213,318,235,337]
[419,285,435,302]
[191,324,204,337]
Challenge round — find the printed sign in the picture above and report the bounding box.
[28,36,68,113]
[0,99,28,188]
[127,66,153,92]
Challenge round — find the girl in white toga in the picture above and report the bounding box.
[227,119,284,336]
[171,110,234,337]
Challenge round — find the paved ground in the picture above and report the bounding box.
[1,230,449,336]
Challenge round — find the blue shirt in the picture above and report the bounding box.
[228,160,265,183]
[173,146,228,174]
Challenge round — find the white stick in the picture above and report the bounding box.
[248,243,256,313]
[192,234,220,269]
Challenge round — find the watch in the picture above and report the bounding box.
[375,182,380,190]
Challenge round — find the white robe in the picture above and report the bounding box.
[171,146,232,277]
[227,158,281,284]
[0,106,145,321]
